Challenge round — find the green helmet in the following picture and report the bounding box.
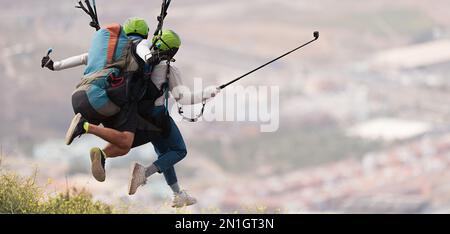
[123,17,149,38]
[153,30,181,51]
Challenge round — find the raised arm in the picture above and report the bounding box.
[42,53,88,71]
[53,53,89,71]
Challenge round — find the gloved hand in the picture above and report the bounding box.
[41,56,54,71]
[203,86,221,100]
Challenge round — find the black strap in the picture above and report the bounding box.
[126,39,149,102]
[153,0,172,37]
[92,0,99,24]
[150,0,172,50]
[153,0,207,122]
[76,0,100,31]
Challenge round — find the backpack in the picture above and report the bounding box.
[71,23,143,122]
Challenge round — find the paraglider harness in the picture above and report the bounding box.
[75,1,164,132]
[77,0,205,124]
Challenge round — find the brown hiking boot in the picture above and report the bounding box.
[128,162,147,195]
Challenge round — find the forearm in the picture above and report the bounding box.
[171,87,208,105]
[53,53,88,71]
[167,66,218,105]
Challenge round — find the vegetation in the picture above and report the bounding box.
[0,171,113,214]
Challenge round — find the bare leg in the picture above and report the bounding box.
[89,139,133,182]
[103,143,131,158]
[87,124,134,151]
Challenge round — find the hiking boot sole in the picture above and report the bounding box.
[65,113,82,145]
[90,148,106,182]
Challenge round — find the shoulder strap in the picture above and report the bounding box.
[76,0,100,31]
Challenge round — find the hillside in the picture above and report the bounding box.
[1,0,450,213]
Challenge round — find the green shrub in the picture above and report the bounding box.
[0,172,43,214]
[42,188,112,214]
[0,171,113,214]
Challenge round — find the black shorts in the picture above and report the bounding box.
[132,129,160,148]
[102,103,139,133]
[131,116,162,148]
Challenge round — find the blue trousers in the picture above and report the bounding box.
[132,107,187,186]
[152,116,187,186]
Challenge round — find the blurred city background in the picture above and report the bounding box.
[1,0,450,213]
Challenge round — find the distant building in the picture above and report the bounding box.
[347,118,432,141]
[370,40,450,70]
